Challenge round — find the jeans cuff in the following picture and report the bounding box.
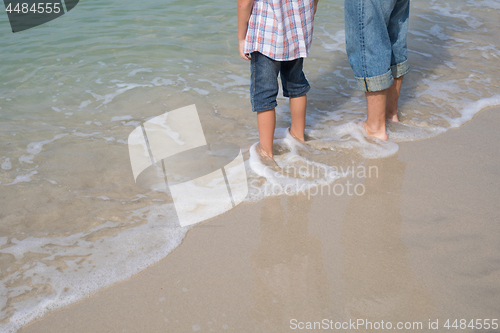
[252,102,278,112]
[355,70,394,92]
[284,85,311,98]
[391,59,410,79]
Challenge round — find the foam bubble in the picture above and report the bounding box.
[6,170,38,185]
[1,158,12,170]
[26,134,68,155]
[111,115,133,122]
[444,61,457,69]
[19,155,34,164]
[73,131,102,137]
[320,28,346,53]
[87,83,153,107]
[193,88,210,95]
[128,68,152,76]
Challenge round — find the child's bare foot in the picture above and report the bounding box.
[256,143,280,169]
[288,127,306,144]
[363,121,388,141]
[257,140,274,158]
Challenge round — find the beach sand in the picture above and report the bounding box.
[19,107,500,333]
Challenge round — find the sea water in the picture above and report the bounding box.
[0,0,499,331]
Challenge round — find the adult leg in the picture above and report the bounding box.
[345,0,396,140]
[386,76,403,122]
[387,0,410,123]
[365,90,389,141]
[365,76,404,140]
[365,73,403,140]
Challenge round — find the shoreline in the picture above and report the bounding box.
[18,106,500,333]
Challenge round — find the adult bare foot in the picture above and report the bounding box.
[363,121,388,141]
[386,111,399,123]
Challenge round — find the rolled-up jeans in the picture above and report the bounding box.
[345,0,410,92]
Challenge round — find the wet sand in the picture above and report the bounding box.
[19,107,500,333]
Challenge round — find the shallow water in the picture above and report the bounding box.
[0,0,499,331]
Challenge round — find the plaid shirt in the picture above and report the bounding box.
[244,0,315,61]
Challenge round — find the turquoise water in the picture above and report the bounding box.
[1,0,500,331]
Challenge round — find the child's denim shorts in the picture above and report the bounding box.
[345,0,410,92]
[250,52,310,112]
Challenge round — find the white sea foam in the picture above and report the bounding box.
[111,115,133,121]
[192,88,210,95]
[431,3,483,28]
[121,121,141,127]
[0,204,189,333]
[408,30,430,38]
[1,0,500,331]
[308,122,400,159]
[247,130,347,201]
[73,131,102,137]
[151,77,177,86]
[408,49,433,58]
[26,134,68,155]
[78,100,92,109]
[1,158,12,170]
[5,170,38,185]
[18,155,34,164]
[128,68,153,76]
[428,24,473,43]
[468,0,500,10]
[197,75,249,92]
[320,28,346,53]
[444,61,457,69]
[87,83,153,107]
[444,95,500,128]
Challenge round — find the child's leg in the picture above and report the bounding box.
[257,109,276,158]
[250,52,281,159]
[289,94,307,142]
